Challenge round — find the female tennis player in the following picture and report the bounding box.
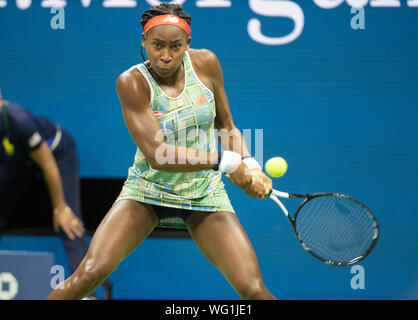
[48,3,275,300]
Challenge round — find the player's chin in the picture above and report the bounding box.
[155,68,175,77]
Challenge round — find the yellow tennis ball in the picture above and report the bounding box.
[265,157,288,178]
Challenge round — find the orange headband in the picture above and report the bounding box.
[144,14,191,36]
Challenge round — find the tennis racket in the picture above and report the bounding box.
[268,189,379,266]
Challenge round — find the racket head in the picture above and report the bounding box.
[291,193,379,266]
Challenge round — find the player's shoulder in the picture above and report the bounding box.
[188,48,219,67]
[116,64,150,97]
[116,65,143,88]
[188,48,222,81]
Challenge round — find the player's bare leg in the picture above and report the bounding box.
[47,200,158,300]
[187,211,276,300]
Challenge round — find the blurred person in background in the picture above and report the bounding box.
[0,89,96,298]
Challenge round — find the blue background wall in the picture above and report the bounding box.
[1,1,417,299]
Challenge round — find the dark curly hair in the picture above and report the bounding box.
[140,3,192,62]
[140,3,191,28]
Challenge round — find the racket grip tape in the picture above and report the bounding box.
[267,189,290,198]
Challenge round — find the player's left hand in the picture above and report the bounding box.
[248,170,272,200]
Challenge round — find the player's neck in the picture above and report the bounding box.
[152,62,184,87]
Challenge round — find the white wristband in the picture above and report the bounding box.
[219,151,242,174]
[243,157,262,171]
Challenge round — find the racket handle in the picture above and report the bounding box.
[269,194,290,217]
[267,189,290,198]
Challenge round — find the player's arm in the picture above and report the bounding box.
[29,143,84,239]
[205,53,251,158]
[116,69,220,172]
[203,50,271,198]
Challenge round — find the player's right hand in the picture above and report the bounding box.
[227,162,251,189]
[245,171,272,200]
[228,162,266,199]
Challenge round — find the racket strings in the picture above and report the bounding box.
[295,196,377,264]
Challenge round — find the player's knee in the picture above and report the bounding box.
[77,260,115,286]
[236,278,268,300]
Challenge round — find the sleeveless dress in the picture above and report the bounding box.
[115,51,235,229]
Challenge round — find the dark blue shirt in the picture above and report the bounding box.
[0,102,57,168]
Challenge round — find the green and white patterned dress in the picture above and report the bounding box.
[116,50,235,229]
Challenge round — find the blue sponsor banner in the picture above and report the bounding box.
[0,250,55,300]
